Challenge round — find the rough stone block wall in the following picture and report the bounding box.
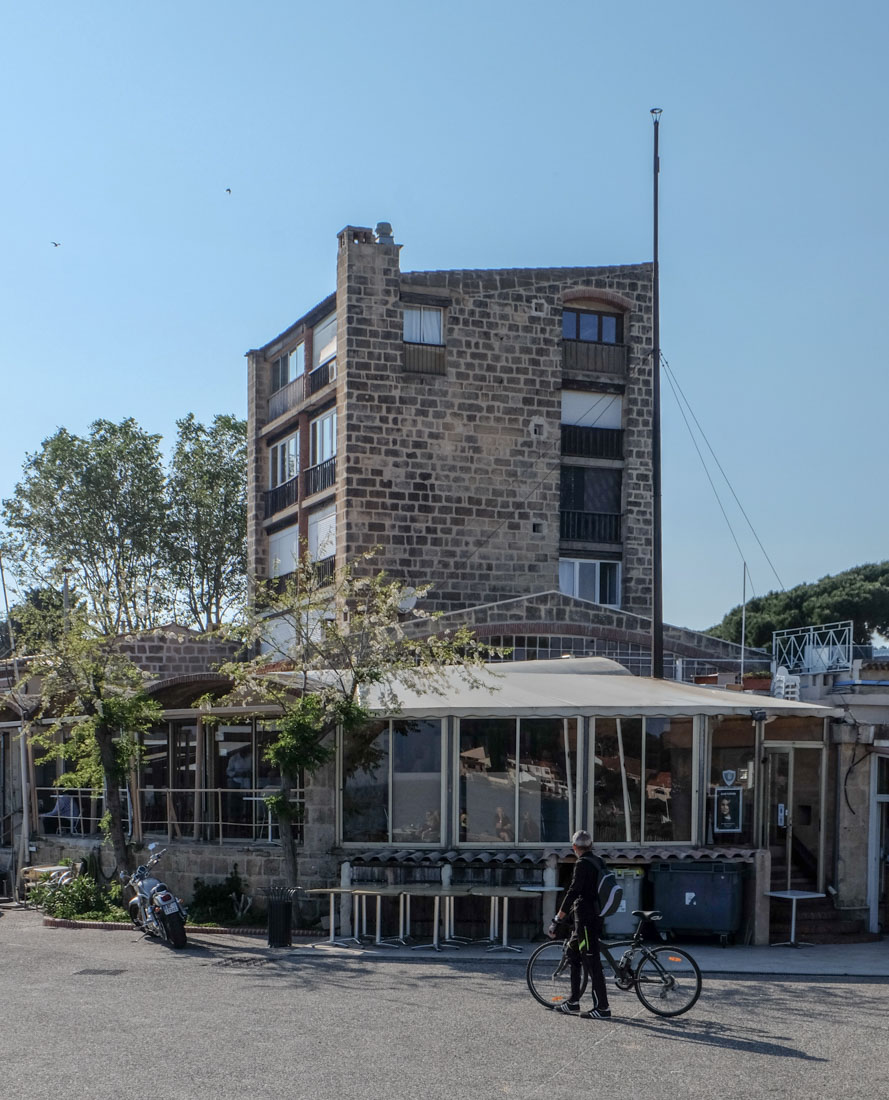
[115,628,240,680]
[336,231,654,616]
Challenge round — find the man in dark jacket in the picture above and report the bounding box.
[550,829,612,1019]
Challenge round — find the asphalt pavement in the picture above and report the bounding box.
[2,903,888,1100]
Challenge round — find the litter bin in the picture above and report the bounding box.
[603,868,645,936]
[266,886,296,947]
[649,862,743,944]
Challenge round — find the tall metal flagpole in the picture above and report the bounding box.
[650,108,664,679]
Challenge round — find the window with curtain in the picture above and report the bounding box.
[307,504,336,562]
[403,306,443,345]
[268,523,299,578]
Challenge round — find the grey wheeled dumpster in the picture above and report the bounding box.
[603,868,645,936]
[649,862,743,945]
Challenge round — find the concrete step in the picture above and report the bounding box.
[771,917,869,935]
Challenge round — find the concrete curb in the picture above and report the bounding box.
[41,915,320,937]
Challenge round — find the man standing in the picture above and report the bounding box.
[550,829,612,1019]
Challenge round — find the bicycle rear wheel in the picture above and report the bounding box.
[526,941,588,1009]
[633,946,701,1017]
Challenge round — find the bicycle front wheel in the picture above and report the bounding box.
[633,947,702,1017]
[526,941,587,1009]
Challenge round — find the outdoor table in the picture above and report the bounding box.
[401,884,457,952]
[765,889,824,948]
[351,885,407,948]
[469,886,530,953]
[305,886,357,948]
[437,884,476,945]
[519,884,564,936]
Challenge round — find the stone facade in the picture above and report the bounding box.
[247,225,656,621]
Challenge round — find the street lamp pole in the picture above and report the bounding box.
[650,107,664,679]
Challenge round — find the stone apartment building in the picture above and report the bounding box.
[247,222,750,675]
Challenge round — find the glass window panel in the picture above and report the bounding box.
[593,717,643,843]
[403,307,421,342]
[255,724,283,790]
[643,718,693,843]
[290,343,305,378]
[518,718,576,844]
[558,559,575,596]
[342,720,390,842]
[562,310,577,339]
[578,313,599,342]
[459,719,516,843]
[710,717,756,846]
[600,315,618,343]
[599,562,619,606]
[313,313,337,368]
[140,727,169,833]
[307,504,336,560]
[583,468,622,513]
[879,758,889,795]
[391,720,442,844]
[268,524,299,577]
[577,561,598,602]
[420,307,442,345]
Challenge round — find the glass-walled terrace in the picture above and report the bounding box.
[339,713,808,849]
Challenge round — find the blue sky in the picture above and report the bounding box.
[2,1,886,630]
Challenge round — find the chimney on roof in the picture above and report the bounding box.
[374,221,394,245]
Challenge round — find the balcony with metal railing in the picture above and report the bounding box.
[559,510,621,543]
[561,425,624,460]
[561,340,628,378]
[268,375,306,421]
[304,456,336,497]
[263,475,299,518]
[308,358,336,395]
[403,342,446,375]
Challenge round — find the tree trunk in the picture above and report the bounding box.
[276,772,300,887]
[95,725,133,873]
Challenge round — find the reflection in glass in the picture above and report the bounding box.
[593,718,643,843]
[643,718,692,843]
[342,720,389,843]
[392,720,442,844]
[459,719,515,843]
[517,719,577,843]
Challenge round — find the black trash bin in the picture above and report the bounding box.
[266,886,296,947]
[649,862,744,945]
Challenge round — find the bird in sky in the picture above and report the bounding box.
[225,188,231,195]
[51,241,61,247]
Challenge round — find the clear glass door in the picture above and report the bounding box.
[766,750,791,889]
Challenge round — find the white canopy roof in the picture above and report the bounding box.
[357,657,840,720]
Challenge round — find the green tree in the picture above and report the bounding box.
[164,414,247,631]
[16,602,162,873]
[2,420,169,634]
[708,562,889,648]
[211,551,499,887]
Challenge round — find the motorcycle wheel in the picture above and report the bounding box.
[162,912,187,949]
[128,899,143,928]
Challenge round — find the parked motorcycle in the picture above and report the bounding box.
[121,844,188,949]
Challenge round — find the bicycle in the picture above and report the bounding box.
[526,909,702,1018]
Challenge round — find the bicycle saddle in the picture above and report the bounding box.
[631,910,662,920]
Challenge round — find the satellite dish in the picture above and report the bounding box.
[397,586,417,612]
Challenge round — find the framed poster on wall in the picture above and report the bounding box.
[714,786,743,833]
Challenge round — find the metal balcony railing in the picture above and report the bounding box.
[561,341,628,378]
[403,342,446,375]
[268,375,305,421]
[308,358,336,395]
[311,555,335,586]
[560,425,624,460]
[304,456,336,496]
[263,475,299,517]
[559,510,621,543]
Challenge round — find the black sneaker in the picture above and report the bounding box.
[581,1007,612,1020]
[557,1001,581,1014]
